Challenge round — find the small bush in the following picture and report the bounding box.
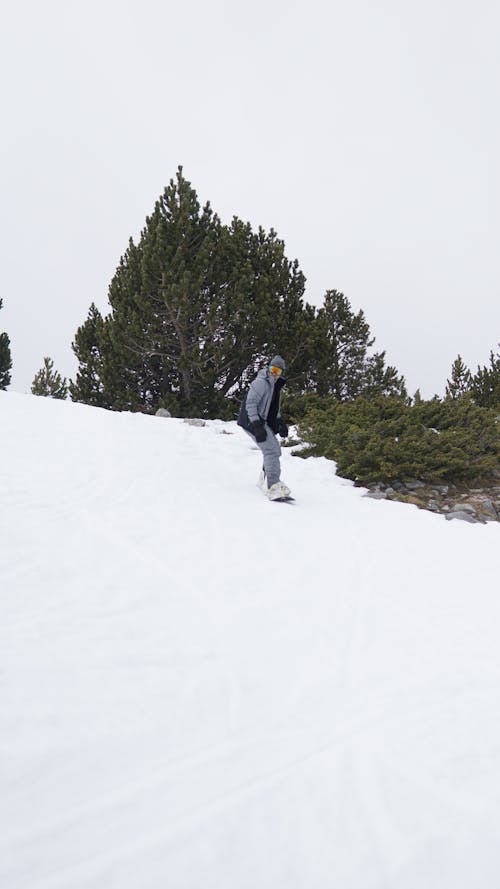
[296,396,500,484]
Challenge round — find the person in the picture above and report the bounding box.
[237,355,291,499]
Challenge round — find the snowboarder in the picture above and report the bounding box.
[237,355,291,500]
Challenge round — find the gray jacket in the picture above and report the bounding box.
[246,369,276,423]
[238,368,283,432]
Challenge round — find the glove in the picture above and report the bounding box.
[251,420,267,443]
[277,418,289,437]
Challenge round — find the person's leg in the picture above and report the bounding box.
[257,426,282,488]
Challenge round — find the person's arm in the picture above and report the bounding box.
[246,377,266,423]
[246,377,268,441]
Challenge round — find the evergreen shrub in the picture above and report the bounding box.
[296,395,500,484]
[31,357,68,399]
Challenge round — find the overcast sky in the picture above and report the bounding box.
[1,0,499,398]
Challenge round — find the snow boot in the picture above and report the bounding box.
[267,481,291,501]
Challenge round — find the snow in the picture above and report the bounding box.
[1,390,500,889]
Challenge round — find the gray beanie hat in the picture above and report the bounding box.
[269,355,286,370]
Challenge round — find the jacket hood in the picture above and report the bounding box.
[257,368,273,383]
[270,355,286,371]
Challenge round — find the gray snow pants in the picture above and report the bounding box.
[246,424,282,488]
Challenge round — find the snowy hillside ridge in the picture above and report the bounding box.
[2,391,500,889]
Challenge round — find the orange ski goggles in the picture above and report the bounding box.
[269,365,283,377]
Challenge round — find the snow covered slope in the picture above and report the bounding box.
[2,391,500,889]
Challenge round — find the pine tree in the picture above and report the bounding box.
[0,299,12,390]
[31,357,68,399]
[69,304,113,407]
[445,354,472,399]
[363,351,407,400]
[307,290,406,400]
[469,348,500,409]
[71,170,404,416]
[71,168,312,416]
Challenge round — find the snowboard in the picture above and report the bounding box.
[262,488,295,503]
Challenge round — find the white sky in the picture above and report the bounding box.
[1,0,499,398]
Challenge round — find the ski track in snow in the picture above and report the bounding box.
[1,392,500,889]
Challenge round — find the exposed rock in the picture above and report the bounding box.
[155,408,172,418]
[405,480,426,491]
[475,498,498,521]
[445,511,478,524]
[183,418,206,427]
[360,476,500,524]
[396,493,427,508]
[450,503,476,514]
